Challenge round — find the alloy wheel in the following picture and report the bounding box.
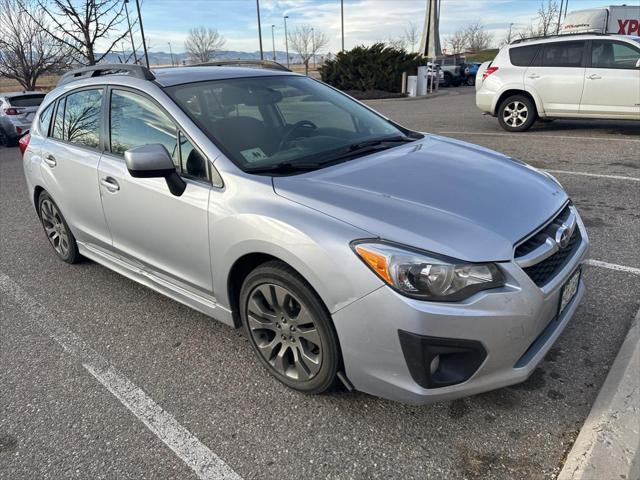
[503,101,528,127]
[40,199,70,257]
[246,283,322,381]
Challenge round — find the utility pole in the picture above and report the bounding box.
[557,0,564,34]
[284,15,290,68]
[168,42,175,66]
[508,22,514,43]
[340,0,345,51]
[135,0,150,68]
[271,25,276,61]
[256,0,264,60]
[311,27,316,68]
[123,0,138,64]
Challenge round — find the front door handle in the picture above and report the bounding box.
[587,74,602,80]
[43,155,56,167]
[100,177,120,192]
[527,73,540,79]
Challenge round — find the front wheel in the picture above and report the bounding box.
[497,95,537,132]
[240,261,339,394]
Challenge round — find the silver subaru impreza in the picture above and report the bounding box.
[21,64,588,404]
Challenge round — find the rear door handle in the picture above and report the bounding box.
[43,155,56,167]
[100,177,120,192]
[527,73,540,79]
[587,74,602,80]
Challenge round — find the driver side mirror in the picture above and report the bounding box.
[124,144,186,197]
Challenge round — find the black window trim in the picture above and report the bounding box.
[539,40,588,68]
[105,85,220,187]
[586,39,640,70]
[38,102,55,137]
[47,85,106,153]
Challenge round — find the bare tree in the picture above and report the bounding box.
[464,22,493,53]
[403,21,420,53]
[446,28,467,54]
[27,0,133,66]
[287,25,329,75]
[386,36,407,51]
[0,0,69,90]
[185,27,226,63]
[536,0,560,37]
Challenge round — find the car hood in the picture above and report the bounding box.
[273,135,568,262]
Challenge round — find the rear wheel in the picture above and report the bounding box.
[38,192,81,263]
[497,95,537,132]
[442,72,452,88]
[0,128,8,146]
[240,261,339,394]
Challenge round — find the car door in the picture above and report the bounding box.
[525,41,587,116]
[39,87,112,249]
[580,40,640,118]
[97,87,214,295]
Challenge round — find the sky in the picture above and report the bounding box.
[137,0,618,54]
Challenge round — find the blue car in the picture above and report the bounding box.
[464,62,482,86]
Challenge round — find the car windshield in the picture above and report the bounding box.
[166,75,421,174]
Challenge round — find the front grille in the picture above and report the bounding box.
[515,205,572,258]
[522,227,581,286]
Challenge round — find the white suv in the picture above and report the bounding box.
[476,34,640,132]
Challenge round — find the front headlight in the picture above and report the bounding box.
[352,241,504,301]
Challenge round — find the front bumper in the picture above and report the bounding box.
[333,223,589,405]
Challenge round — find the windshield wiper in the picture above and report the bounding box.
[244,161,323,175]
[347,135,415,151]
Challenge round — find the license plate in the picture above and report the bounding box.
[559,268,581,316]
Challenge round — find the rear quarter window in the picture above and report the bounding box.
[509,45,541,67]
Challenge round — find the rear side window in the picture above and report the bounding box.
[591,41,640,69]
[541,41,585,68]
[38,104,54,135]
[61,89,103,148]
[509,45,541,67]
[6,94,45,107]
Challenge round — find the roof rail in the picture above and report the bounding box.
[187,59,291,72]
[511,31,609,44]
[57,64,156,86]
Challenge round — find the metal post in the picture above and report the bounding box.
[284,15,290,68]
[124,0,138,64]
[311,27,316,68]
[271,25,276,61]
[168,42,175,66]
[256,0,264,60]
[556,0,564,34]
[564,0,569,19]
[340,0,344,51]
[508,22,514,43]
[135,0,149,68]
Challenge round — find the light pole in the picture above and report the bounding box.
[556,0,564,34]
[271,25,276,61]
[283,15,290,68]
[135,0,150,68]
[508,22,514,43]
[340,0,344,52]
[256,0,264,60]
[311,27,316,68]
[123,0,138,64]
[168,42,175,66]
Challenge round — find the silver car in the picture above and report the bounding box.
[0,91,45,145]
[21,64,589,404]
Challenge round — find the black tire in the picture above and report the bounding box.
[497,94,537,132]
[37,191,82,264]
[466,76,475,86]
[240,260,339,394]
[0,128,8,146]
[442,72,452,88]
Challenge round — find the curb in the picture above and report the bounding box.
[557,308,640,480]
[364,90,453,103]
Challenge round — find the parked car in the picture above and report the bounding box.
[476,33,640,132]
[0,91,45,146]
[463,62,482,86]
[436,55,466,87]
[22,64,589,404]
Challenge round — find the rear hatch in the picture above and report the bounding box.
[5,94,45,125]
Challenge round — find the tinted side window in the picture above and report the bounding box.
[509,45,541,67]
[541,41,585,67]
[592,41,640,69]
[38,104,54,136]
[110,89,179,168]
[63,89,102,148]
[52,98,65,140]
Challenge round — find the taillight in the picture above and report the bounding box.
[482,66,499,80]
[4,108,22,115]
[18,133,31,157]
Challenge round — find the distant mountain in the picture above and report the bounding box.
[102,50,312,66]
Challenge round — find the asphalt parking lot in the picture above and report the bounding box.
[1,86,639,480]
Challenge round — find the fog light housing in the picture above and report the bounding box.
[398,330,487,388]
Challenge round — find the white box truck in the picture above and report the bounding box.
[561,5,640,35]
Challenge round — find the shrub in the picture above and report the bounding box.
[319,43,422,93]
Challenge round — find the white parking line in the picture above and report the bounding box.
[438,131,640,143]
[0,272,242,480]
[546,169,640,183]
[586,259,640,276]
